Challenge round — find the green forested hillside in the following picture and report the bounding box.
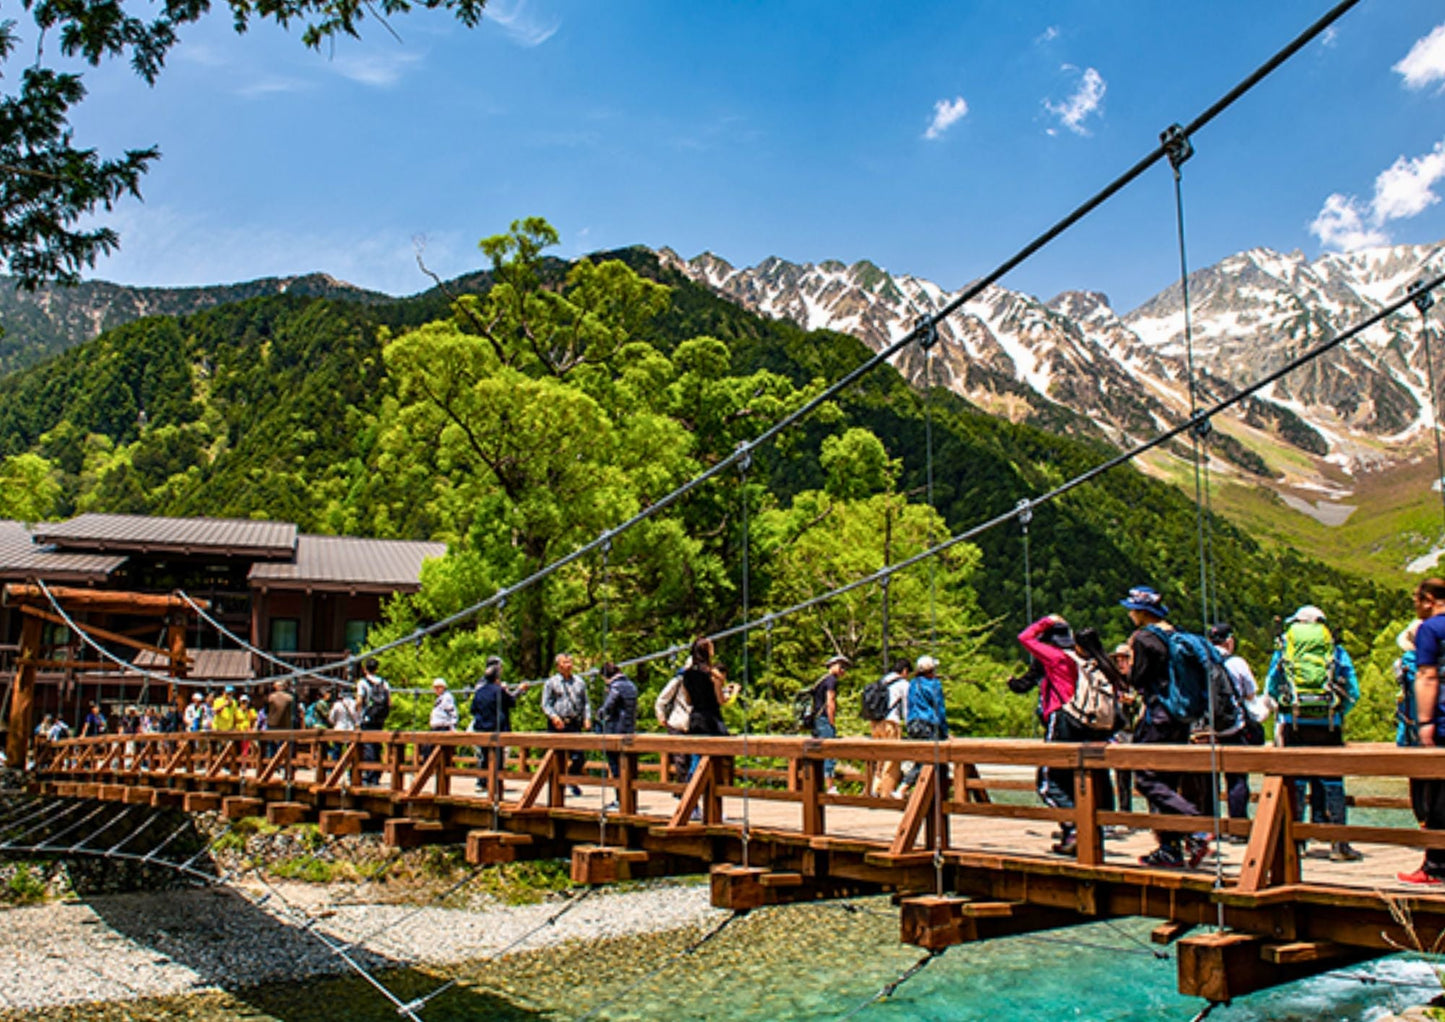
[0,222,1411,736]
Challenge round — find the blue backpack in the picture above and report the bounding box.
[1146,625,1242,733]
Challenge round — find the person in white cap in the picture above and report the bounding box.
[429,677,458,732]
[897,655,948,797]
[1265,604,1362,862]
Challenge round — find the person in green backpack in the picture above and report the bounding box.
[1265,604,1362,862]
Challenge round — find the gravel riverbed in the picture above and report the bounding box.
[0,878,722,1013]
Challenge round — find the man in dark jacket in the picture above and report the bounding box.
[599,662,638,803]
[470,657,529,796]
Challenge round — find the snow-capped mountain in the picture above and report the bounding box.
[660,241,1445,478]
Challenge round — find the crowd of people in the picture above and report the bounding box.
[29,576,1445,878]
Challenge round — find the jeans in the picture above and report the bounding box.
[813,717,837,782]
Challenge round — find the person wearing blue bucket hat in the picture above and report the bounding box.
[1121,584,1209,869]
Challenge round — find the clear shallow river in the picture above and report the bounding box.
[10,900,1439,1022]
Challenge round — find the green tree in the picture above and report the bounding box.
[1,0,488,287]
[0,452,60,521]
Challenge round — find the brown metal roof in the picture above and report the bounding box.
[249,534,446,593]
[34,513,298,559]
[133,648,255,680]
[0,520,128,582]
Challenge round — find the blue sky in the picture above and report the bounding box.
[57,0,1445,312]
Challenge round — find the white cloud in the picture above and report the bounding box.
[328,51,424,88]
[1319,26,1338,49]
[1044,66,1105,136]
[923,96,969,141]
[487,0,560,48]
[1310,139,1445,251]
[1035,25,1059,45]
[236,76,312,98]
[1395,23,1445,91]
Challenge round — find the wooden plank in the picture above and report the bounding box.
[314,743,360,793]
[515,749,561,811]
[669,755,714,830]
[1152,921,1194,946]
[890,766,934,856]
[18,605,179,660]
[1262,941,1349,965]
[1238,775,1295,894]
[4,613,43,768]
[403,745,445,800]
[4,583,205,614]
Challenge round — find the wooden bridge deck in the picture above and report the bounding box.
[22,729,1445,1004]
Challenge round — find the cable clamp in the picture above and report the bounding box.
[916,317,940,352]
[1191,415,1213,440]
[1410,279,1436,315]
[599,531,612,556]
[735,440,753,474]
[1016,498,1033,529]
[1160,123,1193,171]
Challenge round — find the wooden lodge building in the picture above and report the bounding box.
[0,513,444,722]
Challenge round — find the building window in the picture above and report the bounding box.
[270,618,299,653]
[344,620,370,653]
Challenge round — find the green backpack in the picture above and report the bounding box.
[1279,621,1342,720]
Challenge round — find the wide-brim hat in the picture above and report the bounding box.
[1120,586,1169,617]
[1286,605,1326,625]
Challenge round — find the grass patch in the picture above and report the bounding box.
[476,860,573,905]
[3,863,50,905]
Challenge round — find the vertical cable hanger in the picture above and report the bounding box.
[918,315,946,898]
[1018,498,1035,626]
[492,598,507,834]
[1410,280,1445,545]
[1164,121,1226,926]
[737,442,754,868]
[597,535,612,847]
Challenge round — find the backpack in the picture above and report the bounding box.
[1146,626,1242,733]
[860,675,896,722]
[1395,650,1418,747]
[1061,652,1118,732]
[793,680,819,731]
[1278,621,1343,721]
[363,676,392,721]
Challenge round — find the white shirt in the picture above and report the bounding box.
[885,674,910,724]
[329,697,360,730]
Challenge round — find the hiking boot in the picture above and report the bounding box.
[1184,835,1212,869]
[1330,842,1364,863]
[1051,834,1078,857]
[1397,868,1444,886]
[568,785,583,797]
[1139,846,1185,868]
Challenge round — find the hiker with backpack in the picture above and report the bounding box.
[1396,620,1422,748]
[897,655,948,797]
[357,657,392,785]
[1208,623,1265,835]
[1264,604,1363,863]
[1400,578,1445,885]
[862,660,911,798]
[654,662,694,785]
[1020,615,1121,857]
[1119,585,1211,869]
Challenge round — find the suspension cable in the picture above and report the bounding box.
[233,0,1361,692]
[598,538,612,846]
[613,271,1445,673]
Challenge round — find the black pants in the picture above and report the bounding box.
[1134,714,1200,851]
[1218,726,1258,820]
[1414,776,1445,874]
[361,713,386,784]
[1280,724,1346,827]
[1037,711,1115,836]
[549,717,586,781]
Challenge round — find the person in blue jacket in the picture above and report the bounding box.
[470,657,530,793]
[1264,605,1362,863]
[897,655,948,797]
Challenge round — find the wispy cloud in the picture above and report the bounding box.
[923,96,969,141]
[236,76,312,98]
[1035,25,1059,45]
[1310,139,1445,251]
[1396,23,1445,91]
[1320,26,1338,49]
[1044,65,1105,136]
[487,0,560,48]
[328,51,424,88]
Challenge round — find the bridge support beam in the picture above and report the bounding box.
[467,830,534,865]
[901,896,1085,951]
[319,810,369,837]
[184,792,222,813]
[265,802,311,827]
[571,845,651,885]
[384,818,466,849]
[1177,931,1376,1003]
[222,796,264,820]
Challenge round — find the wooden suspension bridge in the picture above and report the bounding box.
[17,727,1445,1007]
